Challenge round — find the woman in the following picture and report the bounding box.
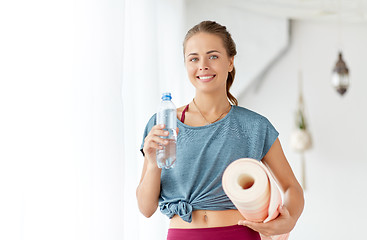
[136,21,304,240]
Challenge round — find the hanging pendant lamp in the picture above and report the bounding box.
[331,51,350,96]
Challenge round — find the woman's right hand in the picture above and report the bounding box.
[143,124,177,167]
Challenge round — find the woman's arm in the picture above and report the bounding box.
[263,138,304,227]
[136,124,167,218]
[136,158,162,218]
[239,138,304,236]
[136,124,179,218]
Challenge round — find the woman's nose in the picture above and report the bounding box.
[199,60,209,70]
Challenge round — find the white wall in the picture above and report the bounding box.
[239,20,367,240]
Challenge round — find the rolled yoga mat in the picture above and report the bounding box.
[222,158,290,240]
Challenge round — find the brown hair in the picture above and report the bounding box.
[183,21,238,106]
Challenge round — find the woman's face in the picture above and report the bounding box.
[184,32,234,94]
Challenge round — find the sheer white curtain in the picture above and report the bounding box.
[0,0,189,239]
[122,0,191,239]
[0,1,123,240]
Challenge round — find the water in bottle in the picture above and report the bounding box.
[156,92,177,169]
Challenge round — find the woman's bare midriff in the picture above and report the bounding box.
[169,209,245,229]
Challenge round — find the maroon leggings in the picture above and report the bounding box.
[167,225,260,240]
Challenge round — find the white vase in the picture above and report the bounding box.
[290,128,312,152]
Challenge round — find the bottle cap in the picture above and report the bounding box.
[161,92,172,101]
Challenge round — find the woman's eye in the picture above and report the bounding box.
[210,55,218,60]
[190,58,198,62]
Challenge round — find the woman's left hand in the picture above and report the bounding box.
[237,205,296,237]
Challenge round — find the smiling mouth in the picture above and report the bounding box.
[197,75,216,81]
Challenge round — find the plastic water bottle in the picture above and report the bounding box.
[156,92,177,169]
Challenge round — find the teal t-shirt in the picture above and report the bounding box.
[140,105,279,223]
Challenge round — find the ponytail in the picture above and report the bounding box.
[227,67,238,106]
